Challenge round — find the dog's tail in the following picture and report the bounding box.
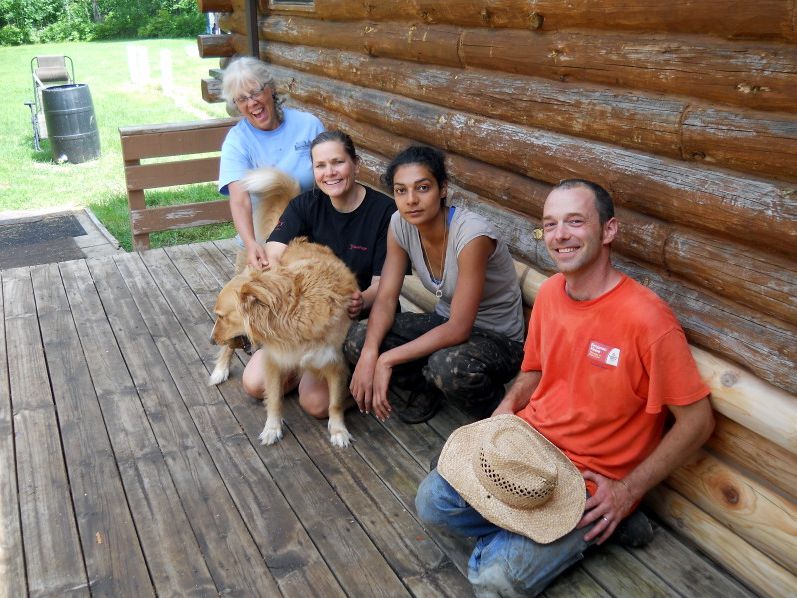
[241,167,301,242]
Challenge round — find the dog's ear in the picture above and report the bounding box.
[239,276,291,313]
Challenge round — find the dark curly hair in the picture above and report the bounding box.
[382,145,448,191]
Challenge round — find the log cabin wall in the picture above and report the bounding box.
[197,1,797,593]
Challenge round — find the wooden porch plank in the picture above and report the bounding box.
[144,245,407,596]
[213,237,240,264]
[343,413,474,574]
[30,263,152,597]
[279,398,473,597]
[87,255,279,596]
[0,270,27,598]
[582,542,685,596]
[2,267,88,597]
[634,525,752,597]
[127,248,348,597]
[58,259,216,596]
[543,566,612,597]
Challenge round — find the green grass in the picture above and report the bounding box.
[0,39,236,250]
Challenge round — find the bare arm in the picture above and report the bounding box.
[491,370,541,415]
[580,396,715,544]
[368,236,495,420]
[264,241,287,266]
[229,181,268,269]
[349,231,406,412]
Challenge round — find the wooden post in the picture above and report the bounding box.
[244,0,258,57]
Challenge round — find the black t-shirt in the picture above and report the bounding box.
[268,186,396,291]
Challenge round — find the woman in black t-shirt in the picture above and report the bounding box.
[242,130,396,418]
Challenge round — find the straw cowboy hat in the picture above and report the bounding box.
[437,414,586,544]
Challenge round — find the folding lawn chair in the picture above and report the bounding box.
[25,55,76,150]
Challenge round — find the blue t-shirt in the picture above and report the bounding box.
[218,108,324,197]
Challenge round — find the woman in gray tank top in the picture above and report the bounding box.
[344,146,525,424]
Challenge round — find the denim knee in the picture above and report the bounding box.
[415,470,455,526]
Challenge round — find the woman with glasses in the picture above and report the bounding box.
[218,56,325,270]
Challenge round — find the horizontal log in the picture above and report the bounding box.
[459,28,797,113]
[197,34,235,58]
[202,77,225,104]
[217,12,246,36]
[262,14,364,53]
[267,0,796,42]
[260,15,797,112]
[130,201,231,236]
[120,118,237,160]
[125,157,221,191]
[263,42,797,182]
[692,347,797,455]
[273,65,797,259]
[662,230,796,326]
[198,0,232,12]
[646,486,797,596]
[364,22,462,67]
[307,124,797,392]
[262,42,683,159]
[614,256,797,395]
[668,450,797,572]
[682,107,797,182]
[708,415,797,500]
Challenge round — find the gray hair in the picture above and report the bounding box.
[221,56,284,121]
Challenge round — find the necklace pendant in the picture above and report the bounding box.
[435,289,443,298]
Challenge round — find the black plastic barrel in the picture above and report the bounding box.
[41,83,101,164]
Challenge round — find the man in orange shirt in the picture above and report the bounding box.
[416,179,714,597]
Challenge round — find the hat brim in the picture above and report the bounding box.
[438,414,586,544]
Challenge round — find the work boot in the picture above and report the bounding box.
[613,509,654,547]
[389,387,442,424]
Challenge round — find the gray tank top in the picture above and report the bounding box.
[390,207,525,342]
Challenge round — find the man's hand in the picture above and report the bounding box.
[577,470,636,545]
[348,291,364,319]
[246,243,269,270]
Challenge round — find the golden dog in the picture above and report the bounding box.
[208,167,300,386]
[210,238,358,447]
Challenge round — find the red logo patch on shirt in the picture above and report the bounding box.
[349,244,368,251]
[587,340,621,367]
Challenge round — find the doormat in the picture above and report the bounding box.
[0,213,86,251]
[0,236,84,269]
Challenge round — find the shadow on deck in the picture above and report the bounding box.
[0,239,754,597]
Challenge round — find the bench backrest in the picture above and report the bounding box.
[119,118,238,250]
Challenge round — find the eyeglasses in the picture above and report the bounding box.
[234,83,269,105]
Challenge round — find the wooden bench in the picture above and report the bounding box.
[400,261,797,597]
[119,118,239,250]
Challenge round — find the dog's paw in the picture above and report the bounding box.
[329,430,352,448]
[208,364,230,386]
[259,420,284,445]
[328,421,352,448]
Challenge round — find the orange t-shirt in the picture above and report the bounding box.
[517,274,708,490]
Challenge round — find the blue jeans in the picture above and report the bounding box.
[416,470,595,597]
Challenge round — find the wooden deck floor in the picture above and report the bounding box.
[0,239,755,597]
